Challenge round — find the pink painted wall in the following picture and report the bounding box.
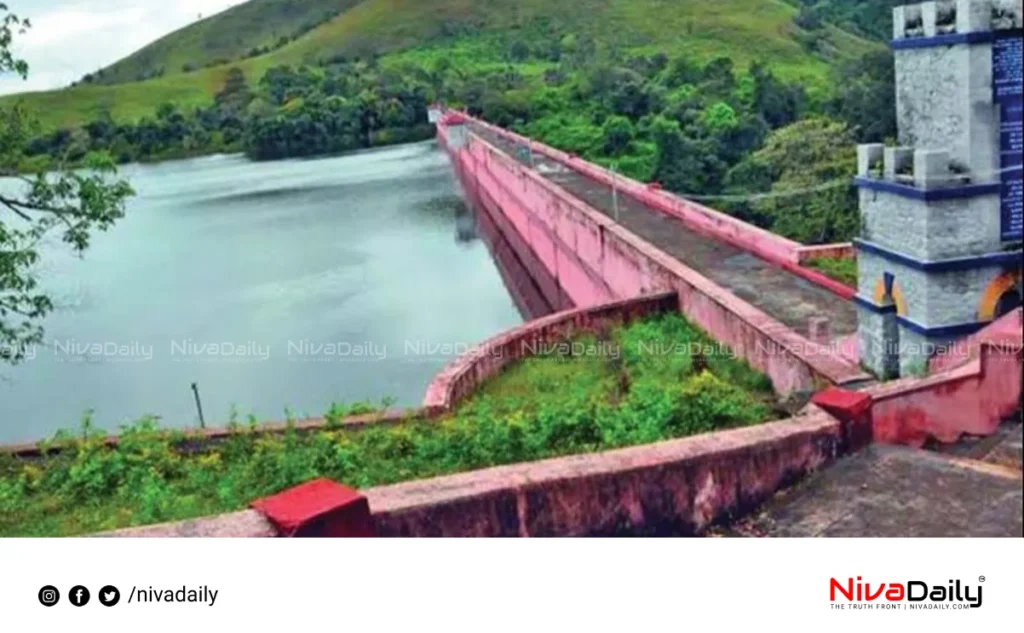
[868,336,1023,446]
[441,122,868,396]
[423,292,678,411]
[468,118,801,263]
[928,308,1023,374]
[797,243,856,263]
[368,409,842,537]
[466,117,856,300]
[107,408,843,537]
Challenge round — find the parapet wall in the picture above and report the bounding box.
[423,292,678,411]
[928,307,1022,373]
[4,294,677,460]
[797,243,855,263]
[867,309,1023,445]
[105,408,845,538]
[368,410,842,537]
[467,117,856,300]
[94,311,1022,537]
[444,119,868,396]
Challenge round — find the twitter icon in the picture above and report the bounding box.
[99,585,120,607]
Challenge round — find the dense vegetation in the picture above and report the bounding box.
[1,1,903,244]
[789,0,904,42]
[1,0,877,130]
[14,39,894,243]
[0,313,776,536]
[19,63,436,166]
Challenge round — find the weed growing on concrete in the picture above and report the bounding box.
[805,257,857,287]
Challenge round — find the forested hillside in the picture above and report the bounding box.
[787,0,903,41]
[3,0,877,130]
[1,0,897,245]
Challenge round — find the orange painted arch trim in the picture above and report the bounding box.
[872,278,908,316]
[978,269,1023,321]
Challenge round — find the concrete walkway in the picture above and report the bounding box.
[470,124,858,339]
[717,440,1023,537]
[935,416,1024,472]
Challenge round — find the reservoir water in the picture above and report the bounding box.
[0,141,523,444]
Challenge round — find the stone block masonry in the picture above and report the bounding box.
[854,0,1024,377]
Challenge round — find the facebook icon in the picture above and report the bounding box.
[69,585,90,607]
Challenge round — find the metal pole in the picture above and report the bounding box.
[611,164,620,222]
[191,382,206,429]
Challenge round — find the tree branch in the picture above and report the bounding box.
[0,193,77,229]
[0,195,33,222]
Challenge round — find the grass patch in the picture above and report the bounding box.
[0,313,776,537]
[805,257,857,286]
[93,0,363,86]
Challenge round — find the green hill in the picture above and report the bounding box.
[785,0,902,42]
[1,0,878,131]
[92,0,363,85]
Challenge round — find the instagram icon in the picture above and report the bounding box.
[38,586,60,607]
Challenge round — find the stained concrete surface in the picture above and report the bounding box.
[470,125,858,339]
[719,443,1023,537]
[935,416,1024,472]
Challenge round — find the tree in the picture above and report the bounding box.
[794,6,824,31]
[828,50,896,143]
[730,117,858,244]
[664,56,700,88]
[1,5,134,364]
[700,57,736,94]
[507,40,530,63]
[701,102,739,133]
[650,115,727,195]
[215,67,253,113]
[750,62,805,129]
[601,115,635,155]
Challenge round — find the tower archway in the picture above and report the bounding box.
[978,270,1023,321]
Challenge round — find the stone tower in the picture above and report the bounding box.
[854,0,1023,378]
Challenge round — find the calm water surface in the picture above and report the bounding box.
[0,142,522,443]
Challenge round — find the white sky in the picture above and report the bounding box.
[0,1,249,95]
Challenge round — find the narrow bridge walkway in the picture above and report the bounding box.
[470,124,858,339]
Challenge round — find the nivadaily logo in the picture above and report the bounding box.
[830,576,984,610]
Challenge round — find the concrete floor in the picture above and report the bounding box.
[471,125,858,339]
[717,438,1023,537]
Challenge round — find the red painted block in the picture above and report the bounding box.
[812,387,872,417]
[250,478,375,538]
[441,112,468,126]
[812,387,874,450]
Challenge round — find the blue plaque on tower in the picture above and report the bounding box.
[993,31,1023,241]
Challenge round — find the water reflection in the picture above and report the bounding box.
[0,142,523,443]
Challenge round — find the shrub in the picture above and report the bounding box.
[0,314,775,536]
